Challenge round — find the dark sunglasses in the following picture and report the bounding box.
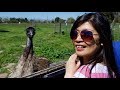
[71,29,98,42]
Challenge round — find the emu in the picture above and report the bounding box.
[8,27,50,78]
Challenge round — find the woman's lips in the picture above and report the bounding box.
[76,45,86,51]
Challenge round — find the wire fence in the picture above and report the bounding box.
[35,22,120,41]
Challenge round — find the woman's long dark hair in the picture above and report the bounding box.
[70,12,120,78]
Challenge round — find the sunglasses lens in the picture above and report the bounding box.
[81,30,93,42]
[71,29,93,42]
[71,30,78,40]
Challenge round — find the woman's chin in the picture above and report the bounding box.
[76,51,85,57]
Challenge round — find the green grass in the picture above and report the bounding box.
[0,23,74,73]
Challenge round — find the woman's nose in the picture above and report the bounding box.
[75,34,83,42]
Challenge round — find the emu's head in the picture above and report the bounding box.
[26,27,36,38]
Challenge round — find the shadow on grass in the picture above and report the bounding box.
[0,29,10,32]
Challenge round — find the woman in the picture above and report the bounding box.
[64,12,120,78]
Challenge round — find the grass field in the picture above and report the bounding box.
[0,23,120,73]
[112,23,120,41]
[0,23,74,73]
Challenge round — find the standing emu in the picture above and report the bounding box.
[8,27,50,78]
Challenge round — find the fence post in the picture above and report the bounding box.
[59,22,61,34]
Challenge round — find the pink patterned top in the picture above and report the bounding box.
[73,63,115,78]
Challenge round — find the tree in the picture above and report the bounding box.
[10,18,18,23]
[55,17,60,23]
[0,17,2,23]
[67,17,75,24]
[112,12,120,23]
[59,19,65,23]
[25,18,28,22]
[2,17,9,23]
[101,12,114,23]
[102,12,120,28]
[51,19,55,23]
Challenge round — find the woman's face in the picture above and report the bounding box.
[72,22,100,60]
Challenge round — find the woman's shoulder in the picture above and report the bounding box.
[90,62,116,78]
[90,63,110,78]
[73,63,110,78]
[91,63,108,73]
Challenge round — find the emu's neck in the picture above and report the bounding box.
[23,37,33,58]
[26,37,33,48]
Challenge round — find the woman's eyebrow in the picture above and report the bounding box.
[77,29,94,32]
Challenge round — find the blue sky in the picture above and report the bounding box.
[0,12,90,20]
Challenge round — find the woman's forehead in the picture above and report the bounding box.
[77,22,97,32]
